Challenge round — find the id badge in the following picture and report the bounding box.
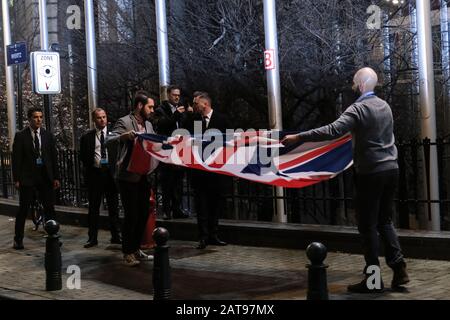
[100,159,109,165]
[36,158,43,166]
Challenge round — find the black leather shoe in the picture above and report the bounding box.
[84,240,98,248]
[13,240,24,250]
[196,240,207,250]
[391,261,410,288]
[162,213,172,220]
[208,237,227,246]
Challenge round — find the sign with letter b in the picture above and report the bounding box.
[264,49,276,70]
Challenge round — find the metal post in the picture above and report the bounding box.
[416,0,441,231]
[153,227,171,300]
[17,64,23,130]
[38,0,52,132]
[155,0,170,102]
[68,44,76,149]
[2,0,16,151]
[382,12,392,101]
[44,220,62,291]
[263,0,286,223]
[440,0,450,132]
[84,0,98,129]
[306,242,329,300]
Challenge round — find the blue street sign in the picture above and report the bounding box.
[7,42,27,66]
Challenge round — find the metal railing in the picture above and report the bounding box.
[1,137,449,230]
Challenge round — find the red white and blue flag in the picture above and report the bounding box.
[127,131,353,189]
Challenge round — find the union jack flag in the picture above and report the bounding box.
[127,131,353,189]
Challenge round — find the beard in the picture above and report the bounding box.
[139,108,149,121]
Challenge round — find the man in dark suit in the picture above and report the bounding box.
[184,93,231,249]
[153,85,189,220]
[12,107,60,250]
[80,108,122,248]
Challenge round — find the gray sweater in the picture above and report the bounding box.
[298,95,398,174]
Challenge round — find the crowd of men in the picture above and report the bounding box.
[10,67,410,292]
[11,87,229,267]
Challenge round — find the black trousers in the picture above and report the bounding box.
[354,169,404,269]
[86,168,121,241]
[118,177,151,254]
[193,172,223,241]
[159,163,184,217]
[15,169,55,241]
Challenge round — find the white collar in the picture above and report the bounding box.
[96,127,107,135]
[205,109,213,119]
[30,127,41,134]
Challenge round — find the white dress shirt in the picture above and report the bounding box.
[94,127,108,168]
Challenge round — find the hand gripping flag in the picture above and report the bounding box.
[127,131,353,189]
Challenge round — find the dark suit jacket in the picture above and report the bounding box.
[153,101,186,136]
[79,128,118,181]
[185,110,232,188]
[182,110,232,135]
[12,127,60,186]
[205,110,232,134]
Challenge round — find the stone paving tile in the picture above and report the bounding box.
[1,214,450,300]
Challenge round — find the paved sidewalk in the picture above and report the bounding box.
[0,214,449,300]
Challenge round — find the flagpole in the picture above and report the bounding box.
[84,0,98,129]
[155,0,170,101]
[263,0,286,223]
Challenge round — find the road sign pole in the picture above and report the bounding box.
[2,0,16,151]
[17,64,23,130]
[38,0,52,132]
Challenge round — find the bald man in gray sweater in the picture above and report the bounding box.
[283,67,409,293]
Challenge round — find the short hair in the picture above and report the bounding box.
[27,107,43,119]
[133,91,150,109]
[167,85,181,94]
[91,108,106,120]
[197,92,212,105]
[193,91,206,98]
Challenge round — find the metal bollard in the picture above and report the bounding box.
[152,227,171,300]
[44,220,62,291]
[306,242,329,300]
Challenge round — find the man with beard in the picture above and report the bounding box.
[282,67,409,293]
[106,91,157,267]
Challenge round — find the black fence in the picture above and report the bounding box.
[1,137,450,230]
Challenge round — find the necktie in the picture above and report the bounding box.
[100,131,106,160]
[34,130,40,157]
[203,116,210,130]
